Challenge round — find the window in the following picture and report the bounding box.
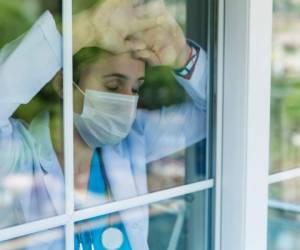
[1,0,284,249]
[0,228,64,250]
[0,0,220,249]
[0,0,64,228]
[268,0,300,249]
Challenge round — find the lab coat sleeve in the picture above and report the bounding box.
[140,46,207,163]
[0,10,62,126]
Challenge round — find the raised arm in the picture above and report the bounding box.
[128,1,207,163]
[0,11,62,127]
[137,45,208,163]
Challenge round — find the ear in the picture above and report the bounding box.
[51,70,63,98]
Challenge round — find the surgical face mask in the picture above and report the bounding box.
[73,84,138,149]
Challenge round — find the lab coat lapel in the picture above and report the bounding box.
[29,112,65,215]
[102,141,149,250]
[127,129,148,195]
[102,142,138,200]
[40,158,65,215]
[12,119,48,223]
[17,130,57,222]
[127,129,149,240]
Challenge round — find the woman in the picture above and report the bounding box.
[0,0,207,249]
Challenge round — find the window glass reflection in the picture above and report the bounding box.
[72,0,210,210]
[268,208,300,250]
[0,227,64,250]
[270,0,300,174]
[0,0,212,239]
[75,190,211,250]
[269,178,300,205]
[269,177,300,250]
[0,1,63,228]
[268,0,300,249]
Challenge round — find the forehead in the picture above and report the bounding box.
[87,52,145,77]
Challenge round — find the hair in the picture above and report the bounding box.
[73,47,109,84]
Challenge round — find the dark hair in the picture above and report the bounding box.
[73,47,109,84]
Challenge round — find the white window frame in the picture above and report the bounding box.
[0,0,276,250]
[0,1,216,249]
[219,0,273,250]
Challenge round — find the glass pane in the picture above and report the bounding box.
[72,0,216,209]
[269,0,300,174]
[268,177,300,250]
[0,227,64,250]
[268,0,300,248]
[268,208,300,250]
[269,177,300,205]
[0,1,64,228]
[74,190,211,250]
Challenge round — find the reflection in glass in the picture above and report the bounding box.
[72,0,211,210]
[270,0,300,174]
[269,178,300,250]
[0,227,64,250]
[269,178,300,205]
[75,190,211,250]
[0,1,64,229]
[268,209,300,250]
[268,0,300,249]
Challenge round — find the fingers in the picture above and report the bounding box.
[132,49,161,66]
[109,38,147,54]
[124,39,147,51]
[131,15,164,33]
[134,0,165,19]
[131,0,144,7]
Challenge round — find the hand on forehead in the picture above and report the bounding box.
[76,0,187,68]
[90,0,164,48]
[128,1,189,68]
[134,0,166,18]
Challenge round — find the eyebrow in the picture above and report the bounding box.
[103,73,145,83]
[103,73,129,80]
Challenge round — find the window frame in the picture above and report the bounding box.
[0,2,217,249]
[219,0,273,249]
[0,0,276,249]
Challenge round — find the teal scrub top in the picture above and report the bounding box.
[74,149,132,250]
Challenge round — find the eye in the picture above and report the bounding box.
[104,80,121,91]
[106,85,119,91]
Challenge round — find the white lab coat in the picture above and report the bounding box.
[0,11,207,250]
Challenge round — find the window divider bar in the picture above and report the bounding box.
[269,199,300,213]
[0,180,214,243]
[73,179,214,222]
[221,0,273,249]
[213,0,225,249]
[65,222,75,250]
[0,215,69,243]
[268,168,300,185]
[62,0,74,249]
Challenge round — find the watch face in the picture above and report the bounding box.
[101,227,124,249]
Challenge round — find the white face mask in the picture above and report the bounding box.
[74,85,138,149]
